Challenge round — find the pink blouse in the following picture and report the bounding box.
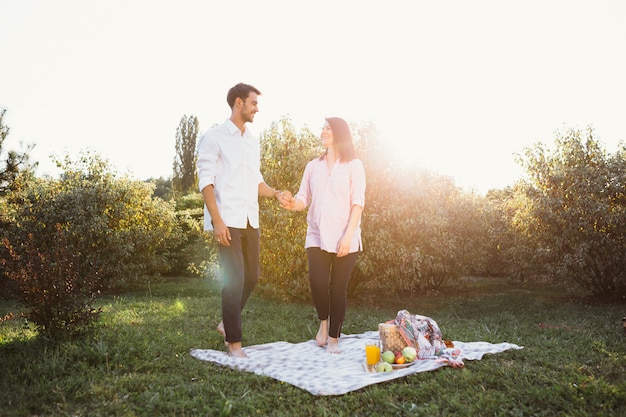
[294,157,366,253]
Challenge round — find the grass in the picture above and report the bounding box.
[1,276,625,417]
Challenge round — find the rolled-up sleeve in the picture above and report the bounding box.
[350,159,366,208]
[197,131,218,193]
[294,161,314,207]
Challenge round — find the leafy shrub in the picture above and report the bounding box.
[258,117,319,301]
[358,168,473,294]
[486,186,552,282]
[256,118,494,300]
[353,123,497,295]
[2,226,102,339]
[3,152,183,292]
[515,127,626,296]
[166,192,217,277]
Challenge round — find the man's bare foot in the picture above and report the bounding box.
[227,342,247,358]
[326,337,340,354]
[217,321,228,346]
[316,320,328,347]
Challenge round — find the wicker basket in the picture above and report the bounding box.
[378,322,407,353]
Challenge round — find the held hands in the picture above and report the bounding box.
[276,189,351,256]
[276,190,292,207]
[276,190,296,210]
[215,190,295,247]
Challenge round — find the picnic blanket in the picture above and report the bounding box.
[189,331,523,396]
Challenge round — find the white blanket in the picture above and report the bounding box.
[190,331,523,396]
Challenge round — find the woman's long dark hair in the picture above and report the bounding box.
[321,117,356,162]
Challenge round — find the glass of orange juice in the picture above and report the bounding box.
[365,342,381,367]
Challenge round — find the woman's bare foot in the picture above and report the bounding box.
[316,320,328,347]
[227,342,247,358]
[326,337,340,354]
[217,322,246,358]
[217,321,228,346]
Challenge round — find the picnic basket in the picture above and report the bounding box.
[378,322,407,353]
[378,310,451,359]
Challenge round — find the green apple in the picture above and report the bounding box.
[381,350,395,364]
[402,346,417,362]
[377,362,393,372]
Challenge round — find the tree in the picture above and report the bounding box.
[516,127,626,296]
[486,185,550,282]
[146,176,173,200]
[0,107,36,195]
[0,108,37,296]
[172,115,199,195]
[257,117,319,301]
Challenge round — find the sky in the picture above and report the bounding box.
[1,0,625,194]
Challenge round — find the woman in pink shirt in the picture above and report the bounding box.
[284,117,366,353]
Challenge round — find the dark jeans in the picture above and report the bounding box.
[218,225,260,343]
[306,247,359,338]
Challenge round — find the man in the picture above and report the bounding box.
[197,83,289,358]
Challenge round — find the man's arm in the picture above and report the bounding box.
[202,184,230,245]
[258,182,292,205]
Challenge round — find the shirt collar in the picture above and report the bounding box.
[225,119,246,136]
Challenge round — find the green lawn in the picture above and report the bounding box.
[1,277,624,417]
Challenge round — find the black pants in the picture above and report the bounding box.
[306,247,359,338]
[218,224,260,343]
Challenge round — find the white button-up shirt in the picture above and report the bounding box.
[197,119,264,231]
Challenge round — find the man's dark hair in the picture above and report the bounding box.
[227,83,261,109]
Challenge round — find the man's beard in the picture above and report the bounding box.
[242,109,254,123]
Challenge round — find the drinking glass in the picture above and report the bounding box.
[365,342,381,366]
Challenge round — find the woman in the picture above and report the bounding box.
[284,117,366,353]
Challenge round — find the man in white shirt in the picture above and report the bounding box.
[197,83,289,358]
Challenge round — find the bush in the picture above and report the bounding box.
[2,226,102,339]
[166,192,217,277]
[515,127,626,296]
[358,168,473,294]
[257,117,319,301]
[2,152,183,292]
[256,118,495,300]
[353,123,495,295]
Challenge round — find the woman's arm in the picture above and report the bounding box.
[285,196,306,211]
[337,204,363,257]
